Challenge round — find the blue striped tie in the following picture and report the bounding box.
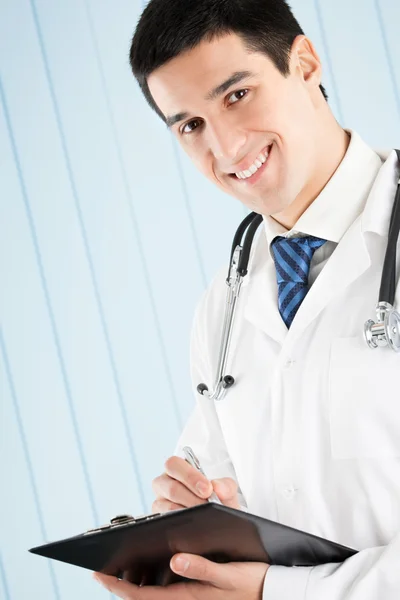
[270,235,327,328]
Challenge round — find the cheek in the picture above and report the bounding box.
[181,140,227,192]
[266,81,312,137]
[274,102,315,182]
[188,147,221,184]
[286,91,315,142]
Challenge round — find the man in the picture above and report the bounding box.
[94,0,400,598]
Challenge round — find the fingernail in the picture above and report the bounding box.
[215,480,228,495]
[174,556,190,573]
[196,481,210,496]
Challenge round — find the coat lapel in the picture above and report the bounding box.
[243,232,287,345]
[287,218,371,343]
[242,216,372,347]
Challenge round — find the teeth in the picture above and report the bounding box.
[235,147,270,180]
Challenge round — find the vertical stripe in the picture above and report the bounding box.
[171,137,208,288]
[0,330,61,600]
[139,0,208,288]
[0,76,99,526]
[0,550,11,600]
[28,0,146,511]
[83,0,183,431]
[313,0,345,124]
[374,0,400,123]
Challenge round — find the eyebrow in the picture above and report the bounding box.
[166,111,190,128]
[205,70,253,101]
[165,70,254,129]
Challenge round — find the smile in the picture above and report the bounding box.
[232,144,273,185]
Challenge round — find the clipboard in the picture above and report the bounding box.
[29,503,357,586]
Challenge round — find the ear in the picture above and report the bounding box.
[290,35,322,93]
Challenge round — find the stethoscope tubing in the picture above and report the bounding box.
[379,149,400,305]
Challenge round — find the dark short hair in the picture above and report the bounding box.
[129,0,328,121]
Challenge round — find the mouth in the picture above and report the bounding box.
[229,144,273,186]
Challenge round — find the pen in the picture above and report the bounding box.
[183,446,222,504]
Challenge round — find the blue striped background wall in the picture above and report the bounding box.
[1,1,399,598]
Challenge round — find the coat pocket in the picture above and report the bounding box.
[329,336,400,459]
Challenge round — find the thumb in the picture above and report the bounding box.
[170,553,231,588]
[211,478,240,509]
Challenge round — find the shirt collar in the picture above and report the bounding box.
[263,129,384,249]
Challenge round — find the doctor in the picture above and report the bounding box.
[95,0,400,598]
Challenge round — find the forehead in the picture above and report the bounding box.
[147,33,273,116]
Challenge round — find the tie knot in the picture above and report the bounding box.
[271,235,326,284]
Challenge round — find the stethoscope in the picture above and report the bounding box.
[197,150,400,402]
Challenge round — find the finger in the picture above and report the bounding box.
[152,498,185,514]
[211,478,240,509]
[164,456,213,499]
[94,573,140,598]
[121,565,141,585]
[94,572,188,599]
[170,553,231,589]
[152,473,207,508]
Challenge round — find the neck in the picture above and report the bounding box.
[272,122,351,230]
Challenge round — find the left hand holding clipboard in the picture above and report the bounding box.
[94,554,270,599]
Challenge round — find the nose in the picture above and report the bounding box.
[205,119,247,165]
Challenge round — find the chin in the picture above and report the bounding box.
[246,197,286,217]
[262,192,293,217]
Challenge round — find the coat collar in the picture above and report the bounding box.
[362,149,400,237]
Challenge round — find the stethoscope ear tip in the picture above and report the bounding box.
[197,383,209,396]
[222,375,235,389]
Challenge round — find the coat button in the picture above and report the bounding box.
[283,358,295,369]
[282,486,298,498]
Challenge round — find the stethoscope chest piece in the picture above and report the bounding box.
[387,309,400,351]
[364,302,400,352]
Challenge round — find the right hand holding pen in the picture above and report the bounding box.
[151,456,240,513]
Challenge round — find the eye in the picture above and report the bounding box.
[181,118,203,134]
[227,89,249,105]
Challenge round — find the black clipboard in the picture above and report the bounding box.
[29,503,357,586]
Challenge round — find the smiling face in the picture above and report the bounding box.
[148,33,328,218]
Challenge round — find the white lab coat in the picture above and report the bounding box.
[175,147,400,599]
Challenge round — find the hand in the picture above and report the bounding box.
[94,553,270,599]
[151,456,241,513]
